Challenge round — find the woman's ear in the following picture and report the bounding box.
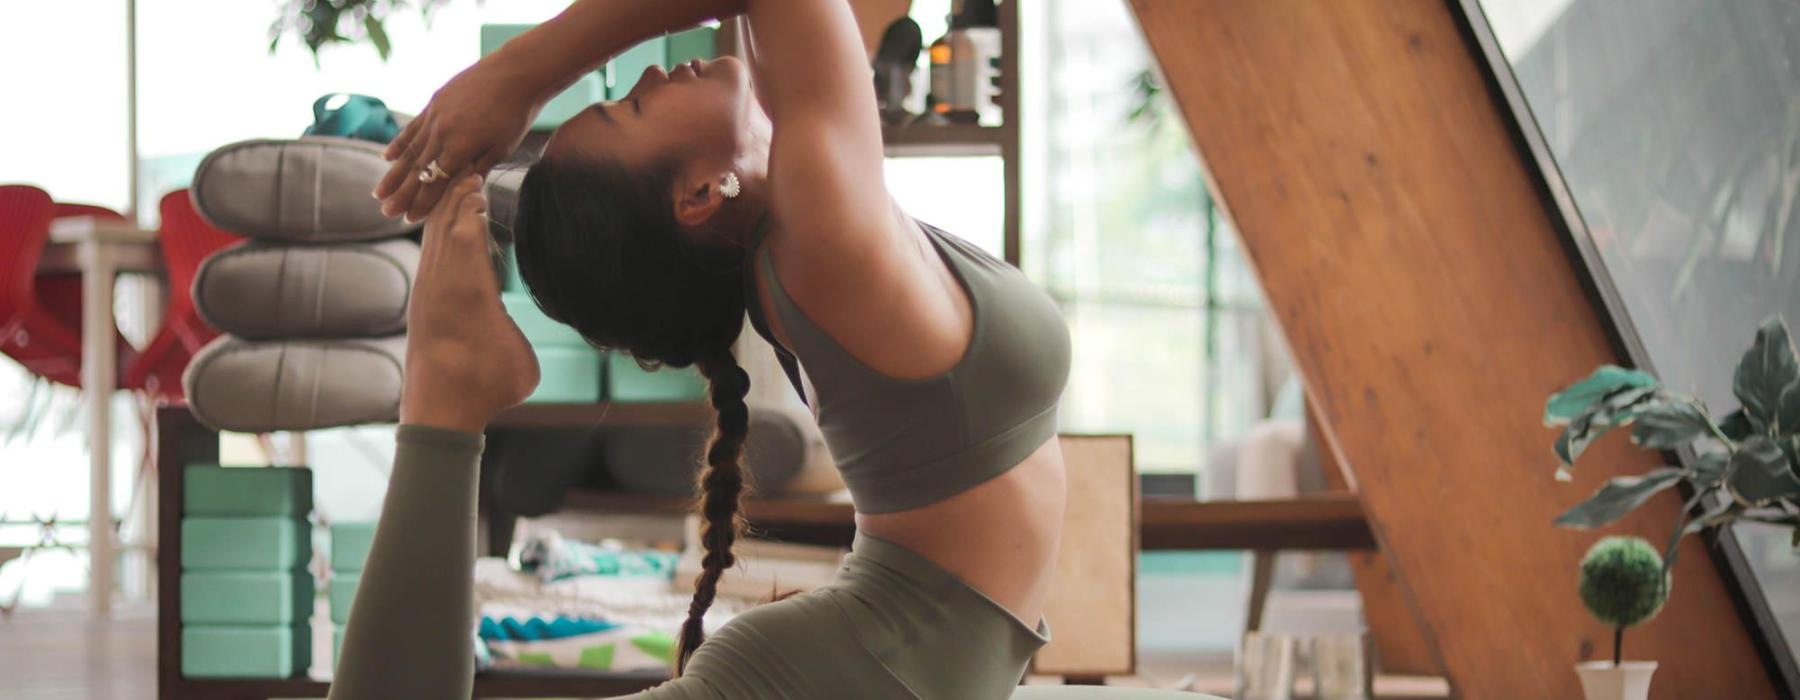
[673,171,732,227]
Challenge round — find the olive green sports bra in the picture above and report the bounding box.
[744,220,1071,514]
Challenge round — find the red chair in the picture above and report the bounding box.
[121,190,240,400]
[36,202,142,381]
[0,185,87,387]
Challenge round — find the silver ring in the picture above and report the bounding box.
[418,159,449,183]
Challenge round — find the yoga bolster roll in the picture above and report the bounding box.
[182,336,405,433]
[191,137,418,242]
[193,239,419,339]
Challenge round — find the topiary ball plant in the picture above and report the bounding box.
[1578,536,1670,666]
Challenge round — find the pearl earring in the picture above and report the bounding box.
[719,171,742,199]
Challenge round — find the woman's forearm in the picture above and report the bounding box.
[496,0,749,102]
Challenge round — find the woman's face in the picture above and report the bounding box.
[546,56,763,170]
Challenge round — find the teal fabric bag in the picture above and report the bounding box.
[303,93,400,144]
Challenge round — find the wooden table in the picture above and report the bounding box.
[43,215,163,616]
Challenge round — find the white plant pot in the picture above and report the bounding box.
[1575,660,1657,700]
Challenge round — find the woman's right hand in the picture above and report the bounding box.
[375,53,549,223]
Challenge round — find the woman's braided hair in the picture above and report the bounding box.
[513,154,752,673]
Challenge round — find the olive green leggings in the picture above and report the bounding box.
[327,425,1213,700]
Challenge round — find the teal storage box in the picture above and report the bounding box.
[181,517,309,570]
[181,624,311,678]
[526,347,604,404]
[606,352,706,402]
[334,626,345,669]
[503,292,584,347]
[666,27,716,65]
[330,521,377,573]
[181,571,313,625]
[329,573,359,624]
[481,24,603,129]
[609,36,668,98]
[184,465,311,517]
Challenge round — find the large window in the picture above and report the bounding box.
[1476,0,1800,670]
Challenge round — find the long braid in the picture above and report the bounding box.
[676,346,753,674]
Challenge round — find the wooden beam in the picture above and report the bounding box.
[1126,1,1776,696]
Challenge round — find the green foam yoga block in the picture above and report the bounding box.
[333,625,344,669]
[181,571,313,625]
[666,26,717,65]
[526,347,604,404]
[181,517,309,570]
[503,292,584,347]
[330,521,376,573]
[181,624,311,678]
[609,36,668,99]
[329,573,359,624]
[184,465,312,517]
[606,352,706,402]
[503,247,525,292]
[481,24,603,130]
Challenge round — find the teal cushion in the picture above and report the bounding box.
[503,292,585,347]
[328,573,359,624]
[606,352,706,402]
[181,571,313,625]
[181,517,309,571]
[330,522,377,573]
[184,465,312,517]
[181,624,311,678]
[527,347,603,404]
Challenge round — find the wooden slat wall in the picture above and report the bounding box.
[1127,1,1776,697]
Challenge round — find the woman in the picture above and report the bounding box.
[330,1,1070,698]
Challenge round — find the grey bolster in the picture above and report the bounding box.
[182,336,406,433]
[194,239,419,339]
[192,137,418,242]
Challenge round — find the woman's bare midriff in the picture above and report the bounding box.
[854,437,1068,626]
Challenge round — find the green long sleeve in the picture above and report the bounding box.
[327,424,483,700]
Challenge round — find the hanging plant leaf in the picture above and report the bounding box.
[1554,387,1660,466]
[1691,451,1729,487]
[1718,409,1756,441]
[1631,400,1713,449]
[1728,435,1800,505]
[1683,497,1740,536]
[363,14,392,61]
[1733,318,1799,433]
[1555,468,1685,529]
[1545,366,1660,426]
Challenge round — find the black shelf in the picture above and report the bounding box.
[881,122,1006,158]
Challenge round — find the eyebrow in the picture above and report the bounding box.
[592,102,615,124]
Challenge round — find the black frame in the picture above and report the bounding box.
[1446,0,1800,695]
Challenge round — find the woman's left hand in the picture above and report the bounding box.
[375,53,548,223]
[400,175,540,432]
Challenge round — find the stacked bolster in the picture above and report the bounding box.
[182,137,420,432]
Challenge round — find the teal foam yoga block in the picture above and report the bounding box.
[666,27,717,65]
[606,352,706,402]
[333,625,344,669]
[184,465,312,517]
[329,573,359,624]
[526,347,603,404]
[330,521,376,573]
[181,517,309,570]
[181,571,313,625]
[503,292,585,347]
[609,36,668,99]
[181,624,311,678]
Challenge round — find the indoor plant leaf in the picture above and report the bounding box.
[1631,400,1713,449]
[1683,497,1740,536]
[363,14,392,60]
[1545,366,1659,426]
[1691,451,1728,487]
[1718,409,1757,441]
[1554,387,1660,465]
[1727,435,1800,505]
[1555,468,1685,529]
[1733,318,1800,433]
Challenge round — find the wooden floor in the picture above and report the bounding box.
[1,603,1447,699]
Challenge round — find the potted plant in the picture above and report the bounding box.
[1574,536,1669,700]
[1546,317,1800,696]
